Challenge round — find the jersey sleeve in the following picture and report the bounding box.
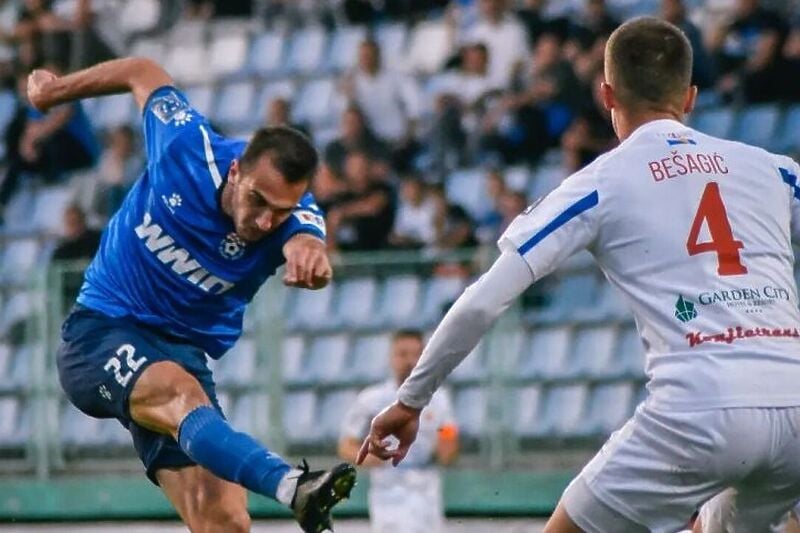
[775,156,800,244]
[498,164,601,280]
[141,86,209,164]
[340,389,374,440]
[274,192,327,244]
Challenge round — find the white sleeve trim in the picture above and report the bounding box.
[199,125,223,189]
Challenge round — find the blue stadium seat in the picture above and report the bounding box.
[165,42,210,85]
[371,275,421,327]
[284,26,327,74]
[0,398,20,446]
[292,78,341,127]
[517,326,571,380]
[575,282,630,321]
[579,382,634,436]
[453,386,487,438]
[183,85,215,118]
[217,338,256,385]
[405,21,452,74]
[570,325,618,379]
[450,339,487,384]
[415,275,467,327]
[213,81,256,128]
[282,335,306,385]
[538,384,588,437]
[0,90,16,146]
[247,31,286,75]
[283,390,319,444]
[100,418,131,446]
[286,284,335,331]
[306,334,349,384]
[690,107,734,139]
[615,326,646,378]
[504,166,531,192]
[318,389,359,439]
[530,272,597,323]
[209,33,250,78]
[33,185,73,234]
[445,168,493,221]
[1,238,40,284]
[229,393,270,434]
[375,23,408,67]
[333,277,377,328]
[325,26,367,73]
[732,104,780,149]
[60,403,104,446]
[94,93,137,130]
[10,344,34,387]
[119,0,160,36]
[774,104,800,153]
[252,79,296,124]
[0,291,31,338]
[129,37,166,64]
[528,163,567,200]
[347,333,392,382]
[2,185,36,232]
[0,343,10,385]
[509,384,542,437]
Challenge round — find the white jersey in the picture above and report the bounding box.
[498,118,800,410]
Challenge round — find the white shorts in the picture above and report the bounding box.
[562,403,800,533]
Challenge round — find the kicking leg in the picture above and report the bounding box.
[157,465,250,533]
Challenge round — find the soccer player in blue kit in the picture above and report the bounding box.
[27,57,356,533]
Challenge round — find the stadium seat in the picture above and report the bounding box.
[405,21,452,74]
[415,275,467,327]
[100,418,131,446]
[615,326,646,378]
[0,398,20,446]
[530,272,597,323]
[528,163,567,200]
[253,79,296,122]
[2,185,36,233]
[333,277,377,328]
[283,390,319,444]
[325,26,367,73]
[318,389,359,439]
[689,107,734,139]
[60,403,104,446]
[32,185,73,234]
[504,166,531,192]
[347,333,392,382]
[375,23,408,68]
[129,37,166,64]
[217,338,256,385]
[164,42,210,85]
[230,393,270,434]
[183,85,215,117]
[284,26,327,74]
[453,386,487,438]
[538,384,588,437]
[371,275,421,328]
[520,326,571,380]
[0,343,10,384]
[774,104,800,153]
[247,31,287,75]
[445,168,493,220]
[292,78,341,128]
[286,284,335,330]
[579,382,634,436]
[168,20,206,47]
[0,90,16,142]
[10,344,34,386]
[209,33,250,78]
[569,325,618,379]
[282,335,306,385]
[0,291,31,339]
[0,238,40,285]
[306,334,349,383]
[450,339,487,384]
[732,104,780,149]
[509,384,542,437]
[213,81,256,128]
[119,0,160,36]
[575,281,630,321]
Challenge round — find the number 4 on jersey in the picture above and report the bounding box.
[686,182,748,276]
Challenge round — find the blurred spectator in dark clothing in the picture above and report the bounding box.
[52,204,100,261]
[708,0,786,103]
[381,0,449,21]
[88,125,143,223]
[782,17,800,101]
[0,67,99,211]
[327,151,395,251]
[498,189,527,234]
[211,0,252,17]
[476,169,506,242]
[324,106,390,179]
[264,97,310,138]
[311,163,346,214]
[389,175,437,249]
[568,0,618,51]
[661,0,715,89]
[430,186,478,250]
[516,0,570,46]
[561,68,616,171]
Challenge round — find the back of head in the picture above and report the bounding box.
[605,17,692,113]
[240,126,318,184]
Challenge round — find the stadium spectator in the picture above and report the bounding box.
[567,0,619,51]
[326,151,395,251]
[431,186,478,251]
[52,204,100,261]
[475,168,506,242]
[459,0,529,89]
[339,329,458,533]
[264,97,309,138]
[324,106,390,179]
[85,125,143,223]
[707,0,786,103]
[516,0,570,46]
[0,65,99,212]
[781,15,800,101]
[341,39,422,146]
[660,0,715,89]
[561,67,616,171]
[389,174,438,249]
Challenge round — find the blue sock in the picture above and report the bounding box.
[178,405,291,500]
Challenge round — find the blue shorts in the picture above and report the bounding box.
[56,305,223,484]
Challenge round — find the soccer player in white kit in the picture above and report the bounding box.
[339,330,459,533]
[357,17,800,533]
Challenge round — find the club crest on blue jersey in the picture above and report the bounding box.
[219,232,246,260]
[150,91,193,126]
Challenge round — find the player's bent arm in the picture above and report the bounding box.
[28,57,173,113]
[435,424,459,466]
[397,251,534,410]
[338,436,386,467]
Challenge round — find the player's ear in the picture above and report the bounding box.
[683,85,698,115]
[600,81,615,113]
[229,159,241,184]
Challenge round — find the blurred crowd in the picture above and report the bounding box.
[2,0,800,257]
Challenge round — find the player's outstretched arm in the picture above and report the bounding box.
[282,233,333,290]
[358,251,534,465]
[27,57,173,113]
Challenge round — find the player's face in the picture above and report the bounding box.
[228,156,308,242]
[390,336,424,384]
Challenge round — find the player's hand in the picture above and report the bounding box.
[357,401,421,467]
[282,233,332,290]
[27,69,58,112]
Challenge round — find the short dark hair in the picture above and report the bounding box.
[240,126,319,183]
[392,329,424,343]
[605,17,692,110]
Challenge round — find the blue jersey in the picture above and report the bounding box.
[78,86,326,358]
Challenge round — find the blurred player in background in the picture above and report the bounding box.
[338,329,459,533]
[28,57,355,533]
[359,16,800,532]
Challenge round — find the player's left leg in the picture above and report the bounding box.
[156,464,250,533]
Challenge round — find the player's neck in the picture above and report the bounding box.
[220,181,234,218]
[614,109,685,142]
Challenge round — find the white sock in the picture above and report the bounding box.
[276,467,303,507]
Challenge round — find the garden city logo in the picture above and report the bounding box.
[695,285,791,314]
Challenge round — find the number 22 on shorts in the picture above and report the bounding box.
[686,181,748,276]
[104,344,148,388]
